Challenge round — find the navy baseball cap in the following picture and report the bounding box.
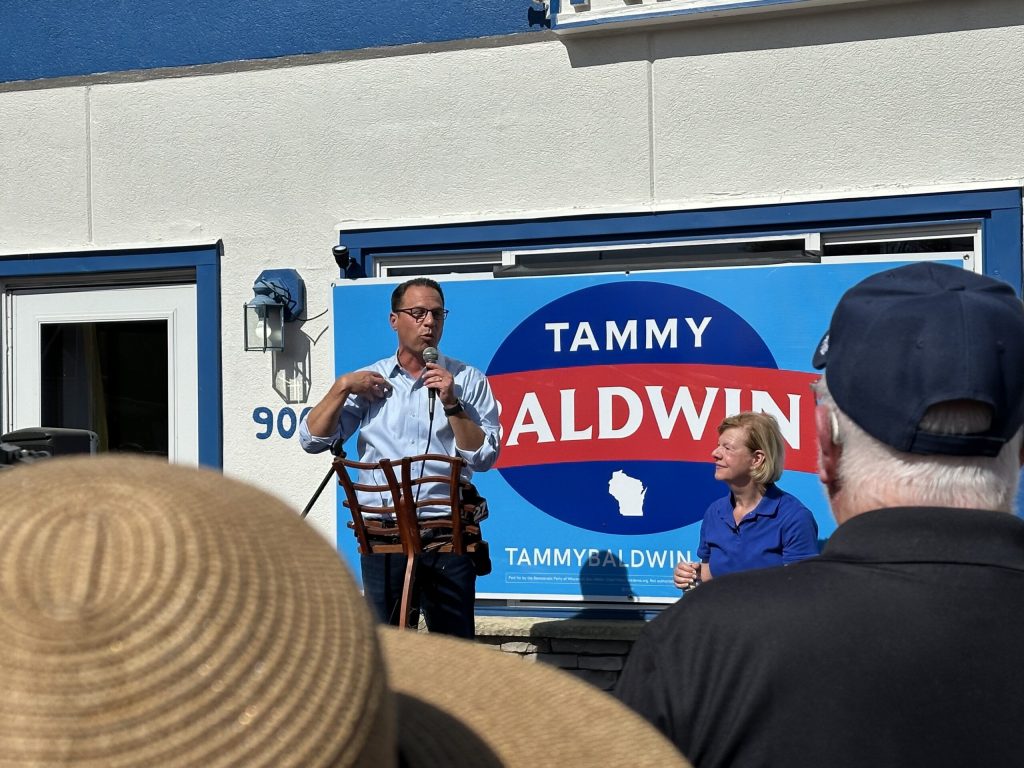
[812,261,1024,457]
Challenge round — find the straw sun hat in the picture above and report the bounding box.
[0,455,690,767]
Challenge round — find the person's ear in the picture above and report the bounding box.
[815,404,841,489]
[389,312,398,331]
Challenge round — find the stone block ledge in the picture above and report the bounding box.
[475,616,647,642]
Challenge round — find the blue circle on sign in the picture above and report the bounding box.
[487,281,778,535]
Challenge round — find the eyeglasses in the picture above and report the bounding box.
[394,306,449,323]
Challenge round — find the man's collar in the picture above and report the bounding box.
[390,349,446,378]
[822,507,1024,569]
[384,352,403,378]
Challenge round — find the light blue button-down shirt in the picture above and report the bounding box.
[299,351,501,519]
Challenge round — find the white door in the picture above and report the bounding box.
[6,284,199,464]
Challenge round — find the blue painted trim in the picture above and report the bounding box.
[984,206,1024,292]
[0,244,224,469]
[0,248,216,276]
[338,189,1023,293]
[1,0,543,84]
[194,248,224,470]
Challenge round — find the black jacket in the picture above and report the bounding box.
[615,507,1024,768]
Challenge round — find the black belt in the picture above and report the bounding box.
[366,526,454,544]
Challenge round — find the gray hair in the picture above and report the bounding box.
[814,378,1022,513]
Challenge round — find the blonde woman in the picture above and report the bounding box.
[674,412,818,590]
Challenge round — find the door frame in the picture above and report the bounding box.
[0,242,222,468]
[10,283,200,463]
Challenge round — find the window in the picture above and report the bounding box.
[499,235,818,277]
[373,251,502,277]
[356,221,983,280]
[820,223,979,271]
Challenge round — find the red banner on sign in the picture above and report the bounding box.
[490,363,819,472]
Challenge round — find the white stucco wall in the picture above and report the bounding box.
[1,0,1022,546]
[0,89,91,245]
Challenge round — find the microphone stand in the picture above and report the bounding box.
[300,438,345,520]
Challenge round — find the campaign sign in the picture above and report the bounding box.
[331,259,960,604]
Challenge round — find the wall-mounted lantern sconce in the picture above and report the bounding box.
[244,269,305,352]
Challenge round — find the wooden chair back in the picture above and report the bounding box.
[397,454,482,555]
[332,453,423,555]
[332,452,486,629]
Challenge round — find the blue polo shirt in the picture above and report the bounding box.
[696,484,819,578]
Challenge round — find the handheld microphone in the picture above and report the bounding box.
[422,346,439,419]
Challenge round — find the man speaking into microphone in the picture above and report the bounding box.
[299,277,500,638]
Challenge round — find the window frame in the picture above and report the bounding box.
[0,243,223,468]
[338,189,1022,293]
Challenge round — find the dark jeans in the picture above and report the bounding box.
[360,551,477,638]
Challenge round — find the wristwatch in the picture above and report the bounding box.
[443,399,465,417]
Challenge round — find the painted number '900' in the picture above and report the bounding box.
[253,407,312,439]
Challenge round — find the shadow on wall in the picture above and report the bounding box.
[573,550,647,621]
[559,0,1024,68]
[271,323,312,404]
